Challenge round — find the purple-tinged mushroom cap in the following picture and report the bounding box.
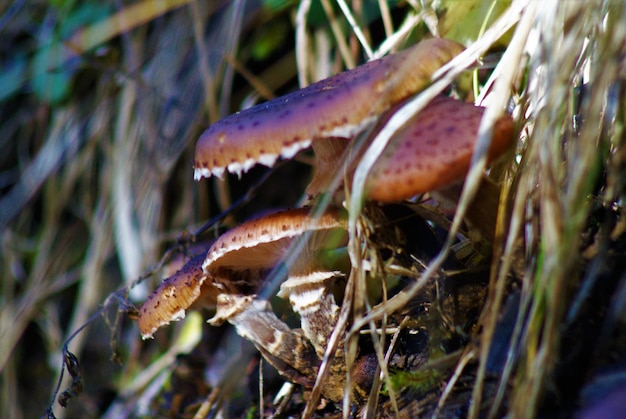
[193,38,465,180]
[365,96,515,202]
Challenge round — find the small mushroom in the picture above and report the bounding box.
[193,38,464,181]
[203,207,348,325]
[138,208,348,338]
[202,208,350,402]
[214,293,321,389]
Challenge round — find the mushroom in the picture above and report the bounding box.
[364,95,514,201]
[138,207,348,338]
[203,206,348,327]
[364,95,515,240]
[197,207,351,401]
[193,38,465,186]
[202,207,346,272]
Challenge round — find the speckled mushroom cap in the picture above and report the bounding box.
[138,252,214,339]
[203,207,348,273]
[194,38,464,180]
[138,208,347,337]
[365,96,515,202]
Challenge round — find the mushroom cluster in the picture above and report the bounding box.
[139,206,350,401]
[139,36,515,406]
[139,207,347,339]
[193,38,465,197]
[193,38,512,205]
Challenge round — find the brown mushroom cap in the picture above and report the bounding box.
[138,208,348,337]
[138,252,213,339]
[365,96,515,202]
[194,38,464,180]
[204,207,348,326]
[203,207,348,273]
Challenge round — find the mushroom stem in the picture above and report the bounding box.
[213,294,321,388]
[306,137,350,197]
[278,270,343,357]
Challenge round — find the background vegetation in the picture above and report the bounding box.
[1,1,625,418]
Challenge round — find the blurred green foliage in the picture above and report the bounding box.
[1,2,110,103]
[438,0,512,45]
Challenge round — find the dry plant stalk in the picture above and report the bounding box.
[502,2,626,417]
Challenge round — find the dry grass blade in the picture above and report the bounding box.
[505,2,626,417]
[66,0,195,56]
[1,1,252,417]
[295,0,314,87]
[335,0,374,58]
